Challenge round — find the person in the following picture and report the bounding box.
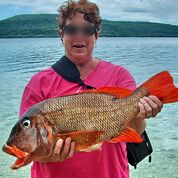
[19,0,163,178]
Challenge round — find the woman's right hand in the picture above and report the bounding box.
[39,137,75,162]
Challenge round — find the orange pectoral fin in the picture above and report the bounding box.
[56,131,104,152]
[108,127,143,143]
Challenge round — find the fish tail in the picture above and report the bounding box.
[140,71,178,104]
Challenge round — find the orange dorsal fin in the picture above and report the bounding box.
[140,71,178,104]
[82,87,133,98]
[56,131,104,152]
[108,127,143,143]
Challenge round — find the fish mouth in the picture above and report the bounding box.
[2,144,31,170]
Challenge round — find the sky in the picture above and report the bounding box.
[0,0,178,25]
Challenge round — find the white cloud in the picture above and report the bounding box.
[8,5,21,11]
[96,0,178,24]
[0,0,178,25]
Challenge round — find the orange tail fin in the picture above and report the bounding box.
[140,71,178,104]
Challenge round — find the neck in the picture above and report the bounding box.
[66,55,99,80]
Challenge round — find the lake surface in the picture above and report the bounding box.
[0,37,178,178]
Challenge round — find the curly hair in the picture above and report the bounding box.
[57,0,102,31]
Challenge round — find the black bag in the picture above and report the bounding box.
[52,55,153,168]
[127,131,153,168]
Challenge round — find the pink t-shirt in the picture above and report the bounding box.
[20,60,136,178]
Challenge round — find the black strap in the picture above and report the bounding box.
[51,56,94,89]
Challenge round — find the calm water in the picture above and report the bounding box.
[0,37,178,178]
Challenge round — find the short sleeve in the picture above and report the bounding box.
[116,67,136,91]
[19,72,46,117]
[19,68,55,117]
[19,86,43,117]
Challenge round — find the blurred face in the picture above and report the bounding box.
[60,13,99,64]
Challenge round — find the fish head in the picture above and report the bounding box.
[2,114,54,169]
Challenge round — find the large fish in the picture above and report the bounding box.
[2,71,178,170]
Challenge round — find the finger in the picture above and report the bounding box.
[137,102,146,119]
[53,139,64,155]
[142,96,159,117]
[140,98,153,118]
[66,142,75,159]
[60,137,72,160]
[148,95,163,112]
[48,139,64,162]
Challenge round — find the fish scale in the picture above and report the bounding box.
[36,91,143,140]
[4,71,178,169]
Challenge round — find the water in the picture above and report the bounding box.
[0,37,178,178]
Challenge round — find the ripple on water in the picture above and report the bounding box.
[1,37,178,178]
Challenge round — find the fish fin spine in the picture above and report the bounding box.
[108,127,143,143]
[83,87,133,98]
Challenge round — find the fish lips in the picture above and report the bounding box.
[2,144,31,170]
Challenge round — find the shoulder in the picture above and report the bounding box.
[29,67,58,82]
[99,59,131,74]
[99,59,136,90]
[99,59,132,77]
[26,67,61,89]
[25,67,63,99]
[20,67,62,116]
[99,60,123,70]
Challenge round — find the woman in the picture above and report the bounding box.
[20,0,163,178]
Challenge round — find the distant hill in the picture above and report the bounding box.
[0,14,178,38]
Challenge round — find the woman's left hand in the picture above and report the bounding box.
[137,95,163,119]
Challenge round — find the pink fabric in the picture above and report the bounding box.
[20,60,136,178]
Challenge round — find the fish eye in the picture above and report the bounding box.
[21,117,31,128]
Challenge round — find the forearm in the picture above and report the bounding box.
[128,95,163,135]
[127,117,147,135]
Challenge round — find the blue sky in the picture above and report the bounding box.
[0,0,178,25]
[0,5,32,19]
